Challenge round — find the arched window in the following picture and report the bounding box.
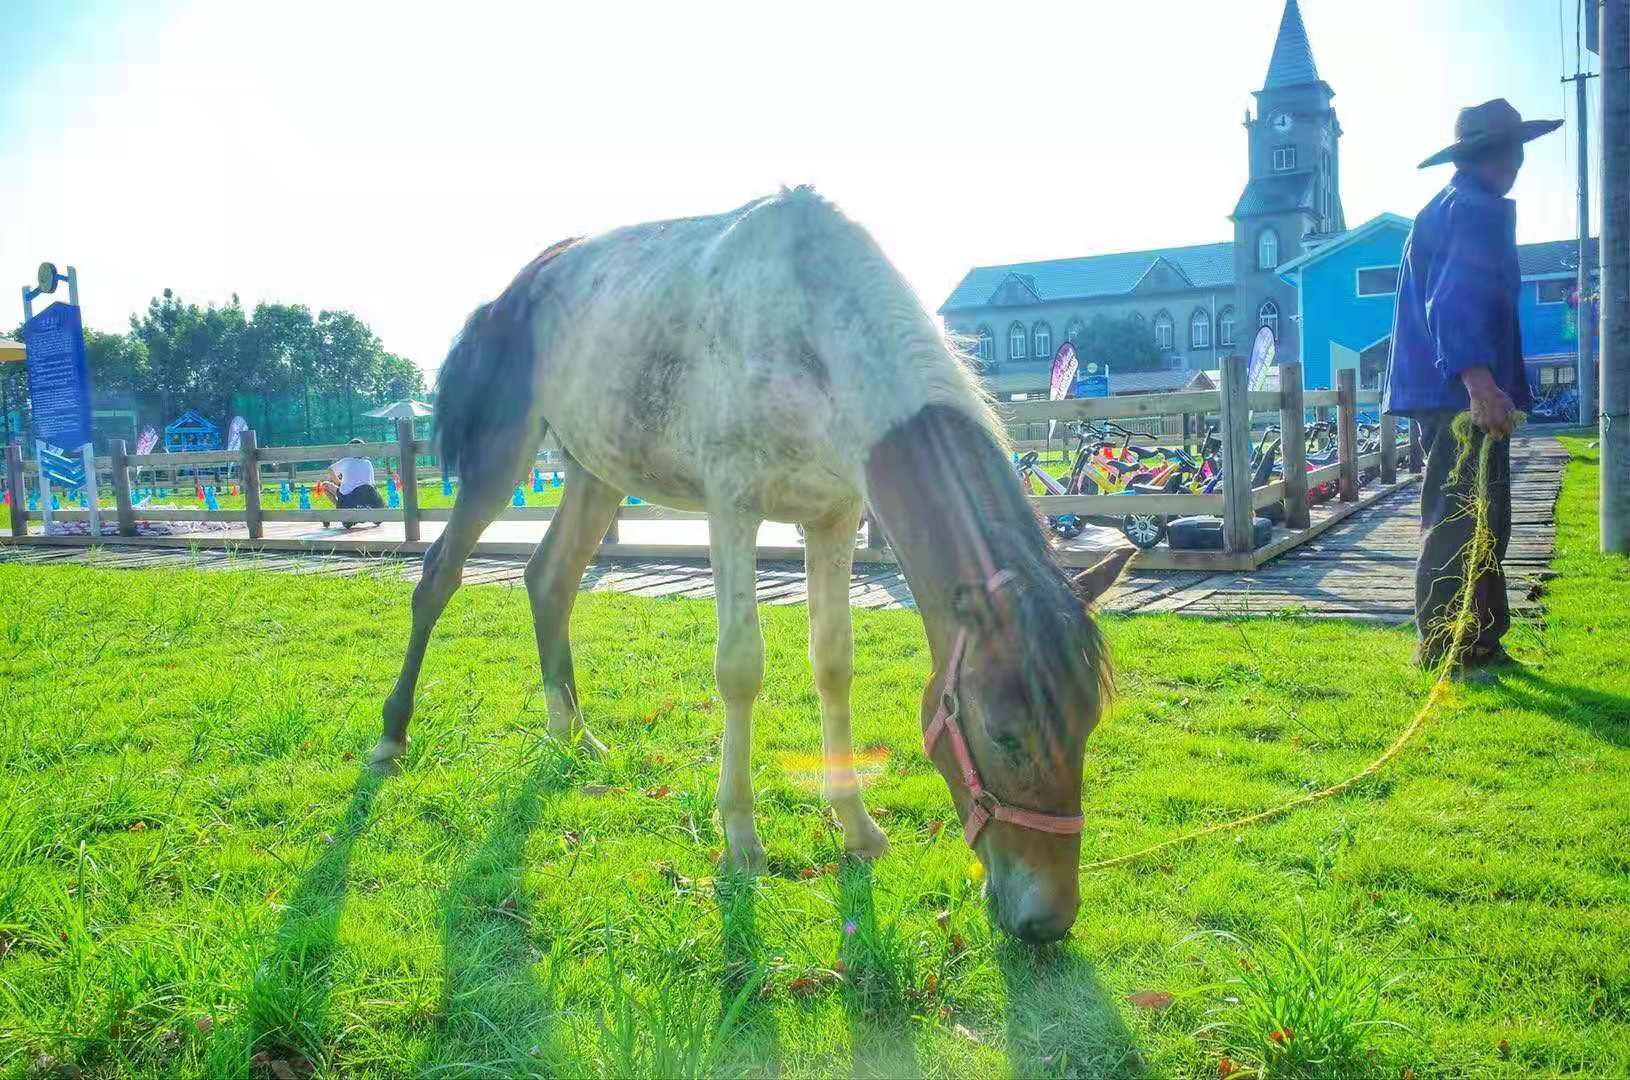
[1152,310,1174,351]
[1064,317,1086,345]
[1007,321,1028,361]
[1258,228,1280,270]
[1258,300,1279,341]
[1189,309,1211,350]
[1032,321,1052,360]
[974,325,994,366]
[1217,306,1236,348]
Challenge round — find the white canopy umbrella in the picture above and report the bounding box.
[363,399,434,420]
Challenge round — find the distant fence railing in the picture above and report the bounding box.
[3,358,1408,566]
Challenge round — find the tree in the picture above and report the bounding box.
[6,290,422,449]
[1078,314,1167,374]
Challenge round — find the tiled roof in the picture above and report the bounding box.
[1232,172,1316,219]
[938,241,1235,314]
[1110,369,1216,394]
[1262,0,1321,91]
[1518,237,1599,276]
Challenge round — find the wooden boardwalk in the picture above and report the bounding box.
[0,434,1567,623]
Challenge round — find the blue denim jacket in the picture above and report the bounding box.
[1383,171,1532,417]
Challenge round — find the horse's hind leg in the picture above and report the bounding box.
[373,437,531,769]
[804,504,888,859]
[524,459,623,754]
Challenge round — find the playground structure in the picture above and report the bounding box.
[3,356,1412,572]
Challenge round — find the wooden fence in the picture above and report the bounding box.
[3,356,1409,570]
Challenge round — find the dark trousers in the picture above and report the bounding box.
[1415,412,1512,658]
[337,483,384,509]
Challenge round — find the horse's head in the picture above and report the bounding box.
[923,548,1131,943]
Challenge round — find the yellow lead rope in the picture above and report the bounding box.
[1082,414,1512,875]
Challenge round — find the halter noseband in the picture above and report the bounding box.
[923,569,1086,847]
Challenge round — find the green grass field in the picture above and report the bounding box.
[0,437,1624,1078]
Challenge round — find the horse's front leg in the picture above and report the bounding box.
[804,507,888,859]
[709,509,767,873]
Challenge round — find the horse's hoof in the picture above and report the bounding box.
[723,831,767,875]
[578,729,608,759]
[368,738,406,774]
[844,820,890,861]
[553,725,608,758]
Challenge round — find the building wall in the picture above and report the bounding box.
[1294,232,1596,389]
[944,288,1241,379]
[1519,274,1588,359]
[1294,226,1407,388]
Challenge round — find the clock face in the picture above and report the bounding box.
[1271,111,1294,133]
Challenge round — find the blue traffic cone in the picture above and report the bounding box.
[298,485,311,510]
[205,487,221,511]
[551,472,562,488]
[386,473,399,501]
[388,485,400,509]
[512,485,526,508]
[533,468,543,493]
[279,481,291,503]
[442,476,453,497]
[78,489,88,507]
[51,493,61,510]
[27,492,38,511]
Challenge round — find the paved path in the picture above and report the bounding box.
[0,434,1567,624]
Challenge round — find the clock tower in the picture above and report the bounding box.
[1231,0,1344,367]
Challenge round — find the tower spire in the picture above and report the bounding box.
[1262,0,1321,92]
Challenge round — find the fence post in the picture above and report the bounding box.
[1336,368,1359,502]
[110,439,136,536]
[1219,353,1255,553]
[397,418,420,542]
[1278,359,1310,530]
[5,442,25,538]
[241,429,264,540]
[1379,412,1398,484]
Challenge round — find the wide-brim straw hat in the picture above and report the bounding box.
[1419,98,1563,168]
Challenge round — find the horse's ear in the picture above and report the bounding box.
[1070,548,1134,606]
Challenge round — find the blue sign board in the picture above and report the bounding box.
[1080,372,1110,399]
[22,302,94,450]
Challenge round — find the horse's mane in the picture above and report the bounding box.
[913,405,1111,723]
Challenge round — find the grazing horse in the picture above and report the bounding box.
[376,188,1130,942]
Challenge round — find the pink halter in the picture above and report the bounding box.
[923,569,1086,847]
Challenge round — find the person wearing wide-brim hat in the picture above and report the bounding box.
[1383,99,1562,671]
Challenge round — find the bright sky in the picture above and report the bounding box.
[1,0,1600,377]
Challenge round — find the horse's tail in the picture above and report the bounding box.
[433,237,581,474]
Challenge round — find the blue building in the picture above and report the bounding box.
[1277,213,1598,400]
[938,0,1345,398]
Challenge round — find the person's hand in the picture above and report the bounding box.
[1460,366,1516,438]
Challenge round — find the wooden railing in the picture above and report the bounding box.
[994,358,1399,555]
[3,358,1407,563]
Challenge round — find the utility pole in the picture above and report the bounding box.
[1564,68,1597,423]
[1603,0,1629,552]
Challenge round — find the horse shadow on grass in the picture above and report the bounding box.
[835,861,923,1079]
[712,871,782,1073]
[1493,666,1630,749]
[996,939,1146,1079]
[213,767,383,1076]
[418,747,582,1078]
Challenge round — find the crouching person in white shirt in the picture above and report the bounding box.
[317,438,386,523]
